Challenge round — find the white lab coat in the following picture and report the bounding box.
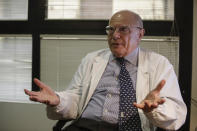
[47,48,187,131]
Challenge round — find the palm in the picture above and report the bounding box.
[24,78,60,106]
[134,80,166,112]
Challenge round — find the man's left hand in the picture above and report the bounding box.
[133,80,166,112]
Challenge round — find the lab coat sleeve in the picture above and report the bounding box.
[145,56,187,130]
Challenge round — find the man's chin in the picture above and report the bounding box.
[111,50,126,58]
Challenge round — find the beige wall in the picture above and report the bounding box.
[0,102,56,131]
[190,0,197,130]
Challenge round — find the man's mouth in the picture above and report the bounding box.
[111,43,121,47]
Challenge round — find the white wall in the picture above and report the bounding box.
[190,0,197,130]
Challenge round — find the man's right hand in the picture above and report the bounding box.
[24,78,60,106]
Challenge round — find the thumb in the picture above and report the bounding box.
[33,78,48,90]
[154,80,166,93]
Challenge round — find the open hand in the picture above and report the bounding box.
[134,80,166,112]
[24,78,60,106]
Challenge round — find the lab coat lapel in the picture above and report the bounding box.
[136,48,150,104]
[83,53,110,110]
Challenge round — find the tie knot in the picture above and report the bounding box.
[116,57,125,66]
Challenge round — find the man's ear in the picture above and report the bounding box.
[139,28,145,39]
[137,29,145,44]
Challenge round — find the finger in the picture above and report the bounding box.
[144,101,160,112]
[144,100,152,108]
[24,89,30,95]
[154,80,166,93]
[24,89,39,96]
[133,102,145,109]
[29,95,40,102]
[29,95,47,104]
[152,102,158,108]
[158,98,166,104]
[143,101,153,112]
[33,78,48,90]
[144,100,159,108]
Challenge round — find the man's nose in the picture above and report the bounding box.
[112,29,121,40]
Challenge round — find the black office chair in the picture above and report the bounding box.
[53,120,68,131]
[53,120,168,131]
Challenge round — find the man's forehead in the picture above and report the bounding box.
[109,12,137,26]
[109,18,135,26]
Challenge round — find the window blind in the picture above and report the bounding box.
[40,35,179,91]
[0,0,28,20]
[47,0,174,20]
[0,36,32,103]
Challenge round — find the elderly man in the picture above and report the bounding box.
[25,10,187,131]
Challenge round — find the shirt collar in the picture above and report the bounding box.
[109,47,139,66]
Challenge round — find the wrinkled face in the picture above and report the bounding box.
[107,13,144,58]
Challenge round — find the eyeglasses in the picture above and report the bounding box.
[105,25,142,35]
